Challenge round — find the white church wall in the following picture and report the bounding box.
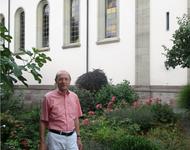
[88,0,136,85]
[150,0,188,85]
[0,0,188,86]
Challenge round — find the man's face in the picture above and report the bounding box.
[56,72,71,92]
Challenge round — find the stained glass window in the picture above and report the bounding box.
[42,4,49,47]
[105,0,117,38]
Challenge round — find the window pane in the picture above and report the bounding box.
[70,0,79,43]
[166,12,170,31]
[20,11,25,50]
[0,17,5,25]
[105,0,117,38]
[42,4,49,47]
[0,17,5,47]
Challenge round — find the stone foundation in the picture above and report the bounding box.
[14,85,183,107]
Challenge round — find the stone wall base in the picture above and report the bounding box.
[134,85,183,107]
[14,85,183,107]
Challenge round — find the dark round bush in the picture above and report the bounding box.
[75,69,108,93]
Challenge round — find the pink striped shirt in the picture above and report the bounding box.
[40,89,83,131]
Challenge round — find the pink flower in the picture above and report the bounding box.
[111,96,116,102]
[106,108,113,112]
[155,98,161,104]
[145,98,153,105]
[88,111,95,116]
[82,118,90,126]
[107,101,113,109]
[20,139,29,149]
[96,103,103,109]
[132,101,140,108]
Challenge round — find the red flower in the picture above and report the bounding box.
[145,98,153,105]
[82,118,90,126]
[20,139,29,150]
[96,103,103,109]
[155,98,161,104]
[107,101,113,109]
[88,111,95,116]
[111,96,116,102]
[132,101,140,108]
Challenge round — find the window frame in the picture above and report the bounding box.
[14,8,25,53]
[42,4,49,48]
[36,0,50,51]
[63,0,80,49]
[97,0,120,45]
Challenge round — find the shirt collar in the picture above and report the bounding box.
[56,89,70,96]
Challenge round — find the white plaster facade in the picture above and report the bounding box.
[0,0,188,87]
[150,0,188,85]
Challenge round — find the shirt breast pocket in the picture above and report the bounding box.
[68,106,77,119]
[51,105,65,119]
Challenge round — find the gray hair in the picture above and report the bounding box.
[55,70,71,82]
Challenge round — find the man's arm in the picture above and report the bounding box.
[74,117,80,136]
[74,118,82,150]
[39,120,48,150]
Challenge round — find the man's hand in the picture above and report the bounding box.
[39,142,47,150]
[77,137,83,150]
[39,120,48,150]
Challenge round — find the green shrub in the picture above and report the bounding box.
[114,80,138,104]
[146,126,189,150]
[69,86,96,113]
[82,140,110,150]
[126,106,155,131]
[17,107,40,150]
[177,84,190,111]
[95,84,115,105]
[93,127,159,150]
[0,112,25,144]
[112,135,160,150]
[75,69,108,92]
[1,107,40,150]
[107,106,155,132]
[1,94,24,115]
[150,103,177,124]
[95,80,138,106]
[83,136,160,150]
[106,109,141,134]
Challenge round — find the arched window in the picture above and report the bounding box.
[15,8,25,52]
[0,14,5,50]
[63,0,80,49]
[37,0,49,50]
[97,0,119,44]
[0,14,5,26]
[42,4,49,47]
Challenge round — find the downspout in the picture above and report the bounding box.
[86,0,89,72]
[8,0,10,49]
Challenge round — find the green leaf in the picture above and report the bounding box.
[15,55,23,60]
[25,50,33,56]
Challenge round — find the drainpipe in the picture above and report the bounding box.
[8,0,10,49]
[86,0,89,72]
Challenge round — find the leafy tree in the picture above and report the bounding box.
[0,24,52,97]
[163,14,190,69]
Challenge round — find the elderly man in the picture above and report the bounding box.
[39,70,83,150]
